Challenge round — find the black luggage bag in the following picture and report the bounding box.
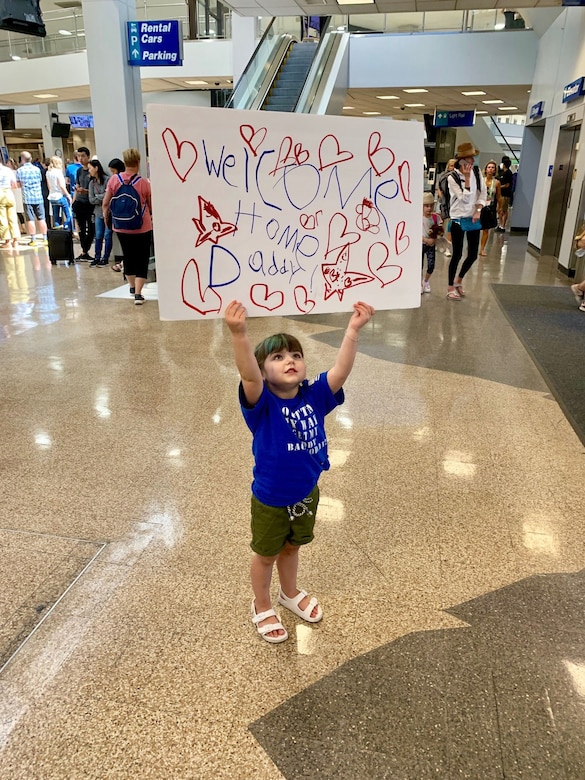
[47,228,74,265]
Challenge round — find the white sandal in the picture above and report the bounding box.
[278,589,323,623]
[251,600,288,643]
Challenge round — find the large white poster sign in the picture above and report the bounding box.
[146,105,424,320]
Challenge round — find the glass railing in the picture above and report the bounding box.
[0,7,531,64]
[259,9,529,36]
[0,2,190,62]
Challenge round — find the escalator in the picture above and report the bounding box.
[228,18,349,115]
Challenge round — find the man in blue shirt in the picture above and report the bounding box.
[16,151,48,247]
[65,154,81,197]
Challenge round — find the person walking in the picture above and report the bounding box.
[479,161,502,256]
[445,142,487,300]
[15,151,48,247]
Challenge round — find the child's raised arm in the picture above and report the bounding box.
[225,300,264,405]
[327,301,374,394]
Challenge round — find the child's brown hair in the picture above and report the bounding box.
[254,334,304,373]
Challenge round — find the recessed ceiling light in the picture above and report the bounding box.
[403,88,428,94]
[337,0,374,5]
[58,29,73,36]
[185,80,208,86]
[498,106,518,111]
[476,110,488,115]
[377,95,399,100]
[34,93,59,99]
[405,103,425,108]
[461,91,486,96]
[363,111,381,116]
[342,106,355,110]
[483,99,504,104]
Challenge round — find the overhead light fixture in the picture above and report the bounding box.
[342,106,355,110]
[185,80,208,86]
[363,111,381,116]
[34,93,59,99]
[403,88,428,94]
[337,0,374,5]
[405,103,425,108]
[461,91,486,96]
[483,99,504,104]
[58,29,73,36]
[498,106,518,111]
[377,95,399,100]
[476,110,488,115]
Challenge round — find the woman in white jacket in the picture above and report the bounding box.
[445,142,487,300]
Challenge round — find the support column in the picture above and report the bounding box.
[39,103,63,159]
[81,0,146,169]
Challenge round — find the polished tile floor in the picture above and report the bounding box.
[0,231,584,779]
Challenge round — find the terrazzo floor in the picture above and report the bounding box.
[0,230,584,779]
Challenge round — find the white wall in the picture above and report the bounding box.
[0,39,232,96]
[350,31,538,88]
[527,8,585,263]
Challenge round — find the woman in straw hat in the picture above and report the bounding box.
[445,142,487,300]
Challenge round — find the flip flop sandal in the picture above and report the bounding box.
[454,285,466,297]
[278,589,323,623]
[251,601,288,644]
[446,290,462,300]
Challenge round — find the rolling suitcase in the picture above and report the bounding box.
[47,228,74,265]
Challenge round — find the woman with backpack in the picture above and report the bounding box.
[445,143,487,301]
[102,148,152,305]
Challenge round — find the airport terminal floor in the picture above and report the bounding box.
[0,229,584,778]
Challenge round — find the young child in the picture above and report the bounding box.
[422,192,443,294]
[225,299,375,643]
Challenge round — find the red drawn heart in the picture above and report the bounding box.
[239,124,267,157]
[367,132,395,177]
[162,128,197,183]
[318,134,354,171]
[300,213,316,230]
[394,221,410,256]
[367,243,403,287]
[293,286,315,314]
[181,259,222,315]
[398,161,411,203]
[326,213,360,257]
[250,284,284,311]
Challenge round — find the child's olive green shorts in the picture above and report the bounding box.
[250,485,320,557]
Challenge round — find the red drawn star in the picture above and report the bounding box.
[321,244,373,301]
[192,196,237,247]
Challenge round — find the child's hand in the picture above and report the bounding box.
[347,301,375,335]
[225,300,247,334]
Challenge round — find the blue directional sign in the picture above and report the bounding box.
[562,76,585,103]
[529,101,544,120]
[127,20,183,67]
[434,109,475,128]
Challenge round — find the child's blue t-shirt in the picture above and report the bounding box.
[239,371,344,507]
